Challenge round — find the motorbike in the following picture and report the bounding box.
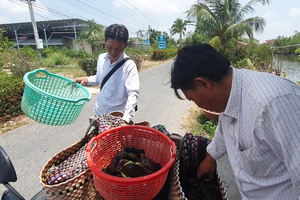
[0,146,25,200]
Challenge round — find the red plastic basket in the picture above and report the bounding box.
[86,125,176,200]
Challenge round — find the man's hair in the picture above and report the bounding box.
[104,24,129,45]
[171,44,230,99]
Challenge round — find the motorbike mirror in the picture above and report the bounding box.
[0,146,17,183]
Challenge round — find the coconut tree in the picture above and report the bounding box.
[171,18,191,47]
[78,20,104,50]
[186,0,271,53]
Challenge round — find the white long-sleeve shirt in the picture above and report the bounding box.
[207,68,300,200]
[87,52,139,122]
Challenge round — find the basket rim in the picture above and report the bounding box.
[86,125,177,184]
[39,139,84,186]
[24,69,91,103]
[40,167,91,188]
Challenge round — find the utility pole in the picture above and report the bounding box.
[72,20,78,50]
[148,25,150,40]
[26,0,42,59]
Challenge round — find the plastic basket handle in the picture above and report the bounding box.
[32,69,50,79]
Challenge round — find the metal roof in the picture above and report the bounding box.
[0,18,89,38]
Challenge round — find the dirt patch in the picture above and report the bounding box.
[181,103,201,131]
[140,59,173,72]
[181,103,211,139]
[0,115,34,135]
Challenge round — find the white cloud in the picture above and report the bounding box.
[267,21,293,29]
[255,21,297,42]
[288,8,300,16]
[0,0,28,14]
[0,16,8,24]
[0,0,48,23]
[263,10,276,20]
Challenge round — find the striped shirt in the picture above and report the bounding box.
[207,67,300,200]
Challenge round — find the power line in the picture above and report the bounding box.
[84,0,134,23]
[33,11,51,20]
[39,0,90,20]
[60,0,128,27]
[9,0,73,20]
[8,0,141,38]
[114,0,145,21]
[114,0,159,30]
[60,0,142,33]
[41,1,140,33]
[122,0,163,28]
[79,0,147,32]
[73,0,143,30]
[33,4,72,19]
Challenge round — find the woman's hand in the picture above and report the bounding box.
[121,119,134,126]
[73,77,88,85]
[197,153,216,179]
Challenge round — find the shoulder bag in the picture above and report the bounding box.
[101,57,138,111]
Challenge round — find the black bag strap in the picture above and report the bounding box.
[101,57,131,89]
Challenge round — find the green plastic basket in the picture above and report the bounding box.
[21,69,91,126]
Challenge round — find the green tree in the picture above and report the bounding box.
[171,18,191,47]
[149,28,161,47]
[78,20,105,51]
[186,0,270,53]
[0,29,14,51]
[136,30,147,41]
[273,31,300,54]
[184,31,210,46]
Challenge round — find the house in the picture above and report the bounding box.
[0,18,92,53]
[265,39,275,46]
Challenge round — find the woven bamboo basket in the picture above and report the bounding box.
[40,120,102,200]
[168,133,228,200]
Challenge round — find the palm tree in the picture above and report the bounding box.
[171,18,191,47]
[78,20,104,50]
[186,0,271,53]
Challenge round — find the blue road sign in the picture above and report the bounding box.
[158,35,166,49]
[143,39,150,45]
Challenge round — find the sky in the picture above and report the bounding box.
[0,0,299,43]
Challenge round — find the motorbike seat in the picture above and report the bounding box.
[0,146,17,183]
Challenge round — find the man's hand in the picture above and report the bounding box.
[73,77,88,85]
[121,120,129,126]
[197,153,216,179]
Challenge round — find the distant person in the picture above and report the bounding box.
[170,44,300,199]
[74,24,139,123]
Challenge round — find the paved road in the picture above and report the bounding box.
[0,60,241,199]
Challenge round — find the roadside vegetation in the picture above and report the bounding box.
[1,0,300,136]
[170,0,300,137]
[182,104,218,139]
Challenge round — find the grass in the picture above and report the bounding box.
[181,103,218,139]
[42,52,72,68]
[46,64,86,79]
[0,115,34,135]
